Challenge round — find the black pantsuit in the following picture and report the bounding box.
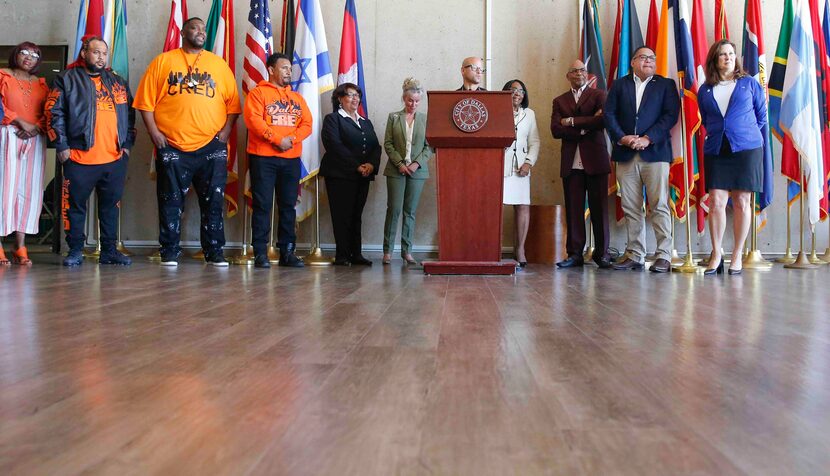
[319,111,381,262]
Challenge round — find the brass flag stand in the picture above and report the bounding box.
[303,176,333,265]
[776,198,796,264]
[582,219,594,262]
[742,195,773,269]
[808,230,827,265]
[230,154,254,265]
[670,216,683,264]
[82,197,101,261]
[821,217,830,262]
[672,110,699,273]
[115,209,132,256]
[784,171,817,269]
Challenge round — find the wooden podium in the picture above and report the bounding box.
[422,91,517,275]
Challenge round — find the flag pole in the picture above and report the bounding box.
[808,228,827,264]
[672,102,699,273]
[821,215,830,262]
[582,217,594,262]
[784,168,817,269]
[742,194,772,268]
[115,208,132,256]
[83,196,102,260]
[303,176,333,265]
[670,216,683,264]
[267,192,281,263]
[776,195,796,263]
[230,146,254,265]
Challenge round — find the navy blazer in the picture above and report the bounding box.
[698,76,767,155]
[320,111,381,181]
[604,74,680,163]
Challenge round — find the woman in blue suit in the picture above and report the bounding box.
[698,39,767,275]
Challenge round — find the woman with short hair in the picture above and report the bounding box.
[0,42,49,265]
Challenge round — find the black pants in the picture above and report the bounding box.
[63,154,128,252]
[563,170,610,259]
[324,177,370,260]
[156,139,227,255]
[249,155,301,255]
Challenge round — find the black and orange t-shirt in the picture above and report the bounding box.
[70,76,121,165]
[133,49,241,152]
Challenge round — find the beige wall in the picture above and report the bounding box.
[3,0,808,255]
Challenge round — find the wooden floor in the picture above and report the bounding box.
[1,253,829,476]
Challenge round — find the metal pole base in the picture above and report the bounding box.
[582,246,595,263]
[670,249,684,265]
[267,245,281,264]
[672,254,701,273]
[229,245,255,266]
[742,250,774,269]
[775,248,796,264]
[808,249,828,265]
[819,247,830,263]
[148,250,161,262]
[303,247,333,266]
[784,252,819,269]
[191,250,205,260]
[115,241,133,257]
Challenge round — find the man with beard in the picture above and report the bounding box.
[46,36,136,267]
[551,59,612,269]
[134,17,241,267]
[244,53,312,269]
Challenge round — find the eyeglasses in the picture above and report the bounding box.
[19,50,40,60]
[344,92,361,98]
[635,54,656,62]
[568,67,587,74]
[510,88,526,95]
[463,65,486,74]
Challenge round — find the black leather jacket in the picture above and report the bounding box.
[46,67,136,153]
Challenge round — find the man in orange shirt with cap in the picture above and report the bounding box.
[133,17,241,267]
[244,52,312,268]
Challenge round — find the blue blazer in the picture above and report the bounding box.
[698,76,767,155]
[604,74,680,163]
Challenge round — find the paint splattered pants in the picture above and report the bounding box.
[155,138,227,256]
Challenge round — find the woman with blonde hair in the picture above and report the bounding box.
[381,77,432,265]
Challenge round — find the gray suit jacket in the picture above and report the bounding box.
[383,110,432,179]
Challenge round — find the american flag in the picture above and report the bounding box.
[242,0,274,94]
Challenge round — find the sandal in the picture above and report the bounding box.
[12,247,32,266]
[403,254,418,265]
[0,248,10,266]
[382,253,392,265]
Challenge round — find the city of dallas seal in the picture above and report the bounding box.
[452,97,489,133]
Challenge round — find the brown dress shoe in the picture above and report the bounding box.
[650,258,671,273]
[612,258,644,271]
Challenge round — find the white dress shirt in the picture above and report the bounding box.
[571,84,589,170]
[633,74,653,112]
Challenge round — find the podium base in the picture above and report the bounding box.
[422,260,517,275]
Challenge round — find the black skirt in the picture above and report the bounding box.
[704,137,764,193]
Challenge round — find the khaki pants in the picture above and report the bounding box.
[616,155,672,262]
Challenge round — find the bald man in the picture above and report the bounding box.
[551,60,612,269]
[457,57,487,91]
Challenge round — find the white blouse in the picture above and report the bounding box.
[713,81,736,117]
[403,117,414,165]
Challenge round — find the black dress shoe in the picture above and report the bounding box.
[350,256,373,266]
[593,256,613,269]
[254,254,271,268]
[613,258,644,271]
[650,258,671,273]
[333,258,352,266]
[703,259,724,275]
[556,256,584,268]
[518,261,527,268]
[728,267,742,275]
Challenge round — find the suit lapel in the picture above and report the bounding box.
[574,88,589,110]
[625,75,637,114]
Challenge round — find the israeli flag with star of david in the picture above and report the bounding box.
[291,0,334,220]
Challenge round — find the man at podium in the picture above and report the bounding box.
[457,57,487,91]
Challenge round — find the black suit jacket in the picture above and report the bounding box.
[320,112,381,181]
[603,74,680,163]
[551,87,610,177]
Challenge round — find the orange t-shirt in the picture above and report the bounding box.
[0,69,49,127]
[133,49,241,152]
[70,77,121,165]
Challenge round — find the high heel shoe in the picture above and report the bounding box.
[703,259,724,275]
[727,266,742,275]
[402,254,417,265]
[382,254,392,265]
